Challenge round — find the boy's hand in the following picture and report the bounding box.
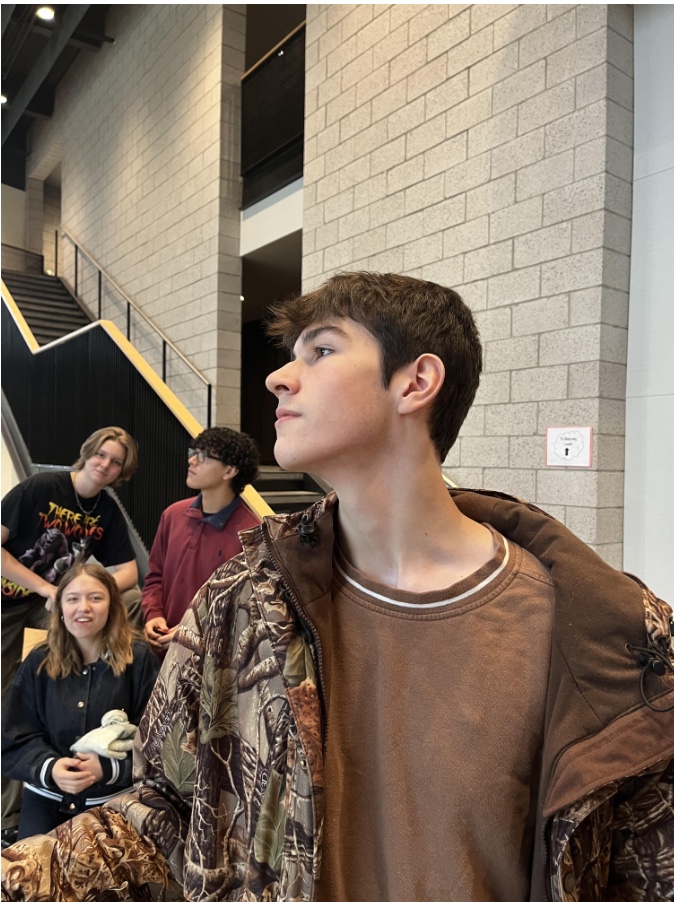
[144,616,170,648]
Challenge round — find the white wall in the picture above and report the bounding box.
[623,5,674,598]
[1,185,26,248]
[240,178,303,256]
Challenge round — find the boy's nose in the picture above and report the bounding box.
[265,363,295,396]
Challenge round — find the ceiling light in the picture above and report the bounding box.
[36,7,55,21]
[0,94,7,105]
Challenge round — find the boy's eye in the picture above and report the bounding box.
[315,346,332,358]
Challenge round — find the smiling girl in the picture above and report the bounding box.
[0,564,158,839]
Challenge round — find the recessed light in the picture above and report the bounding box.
[36,7,55,21]
[0,94,7,105]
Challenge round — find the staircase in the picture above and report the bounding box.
[254,465,326,514]
[2,271,91,345]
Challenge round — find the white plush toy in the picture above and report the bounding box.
[70,709,137,759]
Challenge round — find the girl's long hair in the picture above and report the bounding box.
[38,563,138,679]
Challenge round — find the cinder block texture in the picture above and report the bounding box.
[304,4,634,556]
[28,4,245,427]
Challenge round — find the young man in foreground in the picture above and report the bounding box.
[2,273,673,901]
[142,427,260,655]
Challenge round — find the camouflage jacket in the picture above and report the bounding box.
[2,490,673,902]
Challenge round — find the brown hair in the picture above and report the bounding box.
[73,427,138,486]
[267,272,482,461]
[39,564,138,679]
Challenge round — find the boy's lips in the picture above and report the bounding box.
[275,408,300,425]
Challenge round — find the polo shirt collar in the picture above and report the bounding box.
[188,493,241,530]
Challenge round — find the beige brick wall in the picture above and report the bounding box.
[304,4,633,564]
[42,184,60,274]
[27,4,245,429]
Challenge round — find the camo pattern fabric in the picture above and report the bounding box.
[1,503,327,902]
[547,760,674,902]
[547,581,674,902]
[642,584,674,656]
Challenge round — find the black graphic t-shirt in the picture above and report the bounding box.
[1,471,135,606]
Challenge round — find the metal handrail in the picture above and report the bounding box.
[58,225,212,425]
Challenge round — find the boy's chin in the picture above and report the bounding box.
[273,444,310,474]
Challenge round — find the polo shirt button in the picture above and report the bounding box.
[77,701,85,708]
[562,871,576,892]
[69,803,76,810]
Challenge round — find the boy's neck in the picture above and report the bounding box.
[331,456,494,595]
[200,483,236,516]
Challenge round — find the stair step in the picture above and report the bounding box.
[260,491,324,505]
[257,467,306,481]
[4,274,73,290]
[29,321,74,334]
[12,292,81,310]
[23,312,89,328]
[3,271,57,280]
[9,291,77,304]
[14,295,85,316]
[4,272,92,344]
[34,332,70,346]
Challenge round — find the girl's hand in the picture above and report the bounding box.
[51,757,98,794]
[73,752,104,782]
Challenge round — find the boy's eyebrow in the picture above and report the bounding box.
[299,324,349,345]
[290,323,350,360]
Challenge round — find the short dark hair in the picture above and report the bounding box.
[192,427,260,495]
[266,272,482,461]
[73,427,138,485]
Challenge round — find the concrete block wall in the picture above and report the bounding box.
[24,178,44,258]
[304,4,633,564]
[42,184,60,274]
[27,4,245,429]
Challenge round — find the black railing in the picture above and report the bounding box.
[58,226,212,429]
[2,299,199,549]
[1,244,44,275]
[241,23,305,208]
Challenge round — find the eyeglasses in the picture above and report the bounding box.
[187,448,221,464]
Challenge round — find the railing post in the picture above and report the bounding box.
[207,384,212,428]
[74,245,78,296]
[98,270,102,320]
[126,302,131,340]
[54,230,58,276]
[162,340,167,382]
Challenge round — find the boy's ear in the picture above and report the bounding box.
[221,465,239,482]
[396,354,445,414]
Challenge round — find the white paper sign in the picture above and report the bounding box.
[546,427,592,467]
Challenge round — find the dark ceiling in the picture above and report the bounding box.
[1,5,307,191]
[1,4,111,189]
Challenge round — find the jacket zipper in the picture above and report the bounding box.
[542,818,552,902]
[260,527,329,738]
